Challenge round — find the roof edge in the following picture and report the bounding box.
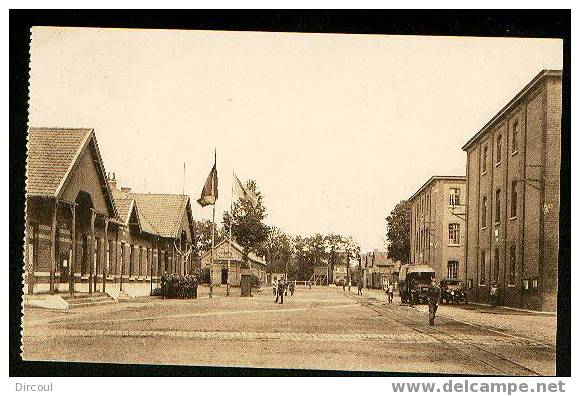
[408,175,466,203]
[461,69,562,151]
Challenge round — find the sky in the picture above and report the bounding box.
[28,27,563,252]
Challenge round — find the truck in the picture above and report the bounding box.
[398,263,436,304]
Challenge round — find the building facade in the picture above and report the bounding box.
[200,238,268,286]
[109,175,196,297]
[409,176,467,281]
[463,70,562,311]
[25,127,197,299]
[361,250,398,288]
[25,128,120,295]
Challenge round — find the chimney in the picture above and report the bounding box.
[108,172,117,191]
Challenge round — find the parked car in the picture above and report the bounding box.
[439,278,467,304]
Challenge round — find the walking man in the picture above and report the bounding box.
[387,283,394,303]
[357,279,363,295]
[289,281,295,296]
[276,278,285,304]
[427,277,442,325]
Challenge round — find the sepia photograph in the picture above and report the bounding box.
[11,10,569,380]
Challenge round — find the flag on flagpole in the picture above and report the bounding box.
[197,157,218,207]
[233,173,258,208]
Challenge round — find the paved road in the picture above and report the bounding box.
[21,286,555,374]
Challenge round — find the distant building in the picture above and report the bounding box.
[361,250,398,288]
[462,70,562,311]
[200,238,267,286]
[409,176,467,281]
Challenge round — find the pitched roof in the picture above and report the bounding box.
[200,238,266,265]
[26,128,92,196]
[113,189,190,238]
[26,127,118,218]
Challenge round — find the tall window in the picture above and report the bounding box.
[495,189,501,223]
[447,261,459,279]
[481,196,487,228]
[496,134,502,164]
[482,146,488,173]
[449,187,461,206]
[480,250,486,285]
[511,180,518,218]
[508,245,516,285]
[493,248,500,283]
[512,121,519,153]
[129,244,134,276]
[108,239,113,275]
[448,223,460,245]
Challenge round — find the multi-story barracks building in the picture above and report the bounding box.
[462,70,562,311]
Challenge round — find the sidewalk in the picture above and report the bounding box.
[359,287,557,347]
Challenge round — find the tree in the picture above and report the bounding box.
[385,200,411,264]
[263,226,293,274]
[223,179,269,268]
[192,219,225,261]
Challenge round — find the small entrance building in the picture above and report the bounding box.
[200,238,267,286]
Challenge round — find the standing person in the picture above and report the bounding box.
[357,279,363,295]
[387,283,394,303]
[276,279,285,304]
[273,278,277,297]
[289,281,295,296]
[348,279,351,292]
[427,277,442,325]
[490,281,499,307]
[342,281,346,291]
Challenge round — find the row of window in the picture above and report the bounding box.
[479,245,517,286]
[415,188,463,218]
[481,120,519,173]
[414,223,461,256]
[480,180,518,227]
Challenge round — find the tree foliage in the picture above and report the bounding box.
[192,219,225,261]
[223,179,269,268]
[385,200,411,264]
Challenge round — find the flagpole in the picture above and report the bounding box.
[209,149,216,299]
[227,169,234,296]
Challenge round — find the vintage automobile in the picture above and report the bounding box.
[439,278,467,304]
[398,264,436,304]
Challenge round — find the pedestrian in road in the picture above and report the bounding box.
[276,279,285,304]
[342,281,346,291]
[490,281,499,307]
[289,281,295,296]
[387,283,394,303]
[357,279,363,295]
[348,280,351,292]
[284,280,289,296]
[273,279,277,297]
[427,277,442,325]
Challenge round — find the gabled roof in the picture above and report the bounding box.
[200,238,266,265]
[408,175,466,203]
[26,127,118,218]
[113,189,191,239]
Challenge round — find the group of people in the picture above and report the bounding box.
[272,278,295,304]
[341,279,364,295]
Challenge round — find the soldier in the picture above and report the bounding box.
[289,281,295,296]
[427,277,442,325]
[276,278,285,304]
[357,279,363,295]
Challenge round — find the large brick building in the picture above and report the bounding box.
[409,176,467,281]
[462,70,562,311]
